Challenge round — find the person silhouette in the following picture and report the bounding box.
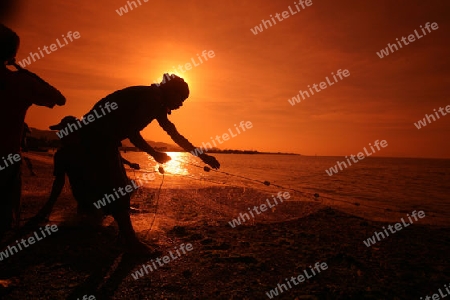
[0,24,66,239]
[75,73,220,252]
[33,116,141,225]
[81,73,220,168]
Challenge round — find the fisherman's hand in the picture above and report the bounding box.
[153,151,171,164]
[130,163,140,170]
[200,154,220,169]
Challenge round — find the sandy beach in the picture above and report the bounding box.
[0,153,447,300]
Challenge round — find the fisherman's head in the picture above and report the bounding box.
[0,24,19,65]
[158,73,189,113]
[50,116,80,145]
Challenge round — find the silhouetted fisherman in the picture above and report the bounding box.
[78,73,220,252]
[21,123,36,176]
[0,24,66,239]
[33,116,140,223]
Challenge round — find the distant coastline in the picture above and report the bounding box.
[23,128,450,159]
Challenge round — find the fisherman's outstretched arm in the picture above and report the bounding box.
[129,132,171,163]
[156,115,220,169]
[10,60,66,107]
[121,157,132,166]
[156,116,196,152]
[121,156,140,169]
[128,132,159,156]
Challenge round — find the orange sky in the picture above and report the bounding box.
[3,0,450,157]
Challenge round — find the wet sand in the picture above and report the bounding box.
[0,153,449,299]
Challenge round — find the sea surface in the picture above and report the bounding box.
[122,152,450,225]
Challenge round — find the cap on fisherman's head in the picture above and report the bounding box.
[49,116,78,130]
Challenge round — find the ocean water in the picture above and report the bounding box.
[122,152,450,225]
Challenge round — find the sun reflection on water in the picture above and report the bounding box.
[159,152,189,176]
